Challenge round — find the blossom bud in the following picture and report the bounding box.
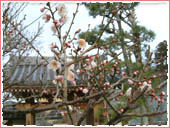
[72,81,76,86]
[160,91,165,96]
[40,8,45,12]
[122,72,126,77]
[112,39,116,43]
[155,96,159,101]
[115,97,119,101]
[112,10,117,15]
[147,80,152,84]
[160,99,164,103]
[120,108,124,113]
[43,90,48,94]
[75,29,81,34]
[138,82,142,86]
[56,75,63,82]
[105,82,110,86]
[156,85,161,89]
[151,92,155,97]
[133,71,138,76]
[79,87,83,91]
[105,44,109,49]
[119,92,124,96]
[152,75,157,79]
[53,19,58,24]
[98,67,102,71]
[52,91,56,95]
[43,14,51,22]
[158,98,162,103]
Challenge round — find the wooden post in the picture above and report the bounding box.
[86,107,94,125]
[25,98,35,125]
[26,112,35,125]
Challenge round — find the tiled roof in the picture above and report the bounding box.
[8,65,56,86]
[5,56,58,87]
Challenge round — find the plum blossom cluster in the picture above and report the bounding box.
[41,4,68,33]
[124,73,166,107]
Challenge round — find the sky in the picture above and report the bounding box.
[3,1,169,57]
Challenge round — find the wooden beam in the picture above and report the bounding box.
[16,102,88,110]
[26,113,35,125]
[25,98,35,125]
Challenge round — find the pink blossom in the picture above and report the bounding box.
[43,14,51,22]
[48,60,60,71]
[160,99,164,103]
[78,39,86,48]
[76,69,81,74]
[79,87,83,91]
[152,75,157,78]
[72,81,76,86]
[67,71,75,81]
[43,90,48,94]
[56,75,63,82]
[122,72,126,77]
[105,44,109,49]
[82,88,88,94]
[160,91,165,96]
[120,108,124,113]
[155,96,159,101]
[125,87,132,98]
[102,60,108,65]
[133,71,138,76]
[128,79,134,85]
[104,82,110,86]
[52,80,57,84]
[147,80,152,84]
[58,4,67,17]
[115,97,119,101]
[61,112,65,116]
[40,8,45,12]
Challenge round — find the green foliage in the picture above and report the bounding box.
[83,2,116,18]
[96,107,105,117]
[154,40,168,73]
[122,82,129,93]
[79,27,104,45]
[131,25,155,42]
[83,2,139,18]
[78,4,167,124]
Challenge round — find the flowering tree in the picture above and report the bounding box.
[2,2,167,126]
[2,2,43,101]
